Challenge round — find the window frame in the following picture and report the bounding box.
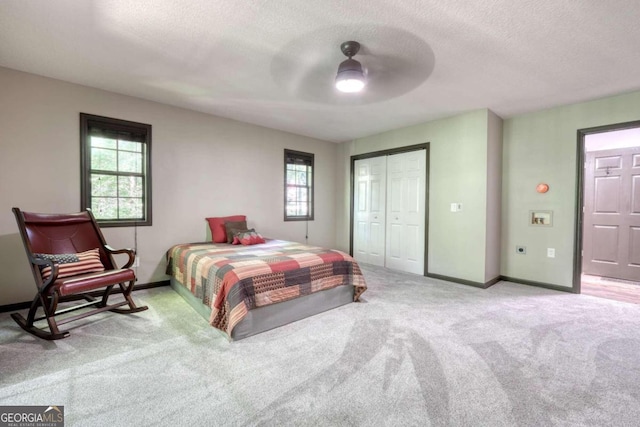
[80,113,152,227]
[284,149,314,222]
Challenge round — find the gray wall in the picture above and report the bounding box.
[0,67,338,305]
[501,90,640,287]
[335,109,496,284]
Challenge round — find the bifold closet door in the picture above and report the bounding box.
[353,156,387,266]
[385,150,426,274]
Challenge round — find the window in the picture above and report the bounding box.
[80,113,152,227]
[284,149,314,221]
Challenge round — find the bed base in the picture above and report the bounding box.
[170,278,354,340]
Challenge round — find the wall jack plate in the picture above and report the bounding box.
[133,256,140,267]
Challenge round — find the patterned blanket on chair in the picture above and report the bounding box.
[166,240,367,337]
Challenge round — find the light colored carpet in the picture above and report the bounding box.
[2,264,640,426]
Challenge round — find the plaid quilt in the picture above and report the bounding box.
[166,240,367,336]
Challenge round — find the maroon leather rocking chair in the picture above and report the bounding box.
[12,207,148,339]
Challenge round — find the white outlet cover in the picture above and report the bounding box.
[547,248,555,258]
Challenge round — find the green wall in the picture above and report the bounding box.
[337,89,640,289]
[502,90,640,288]
[336,109,497,284]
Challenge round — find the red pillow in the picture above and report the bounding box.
[206,215,246,243]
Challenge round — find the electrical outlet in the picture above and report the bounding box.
[516,246,526,254]
[547,248,555,258]
[133,256,140,267]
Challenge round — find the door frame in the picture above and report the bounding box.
[574,119,640,293]
[349,143,430,275]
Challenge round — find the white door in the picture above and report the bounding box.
[353,157,387,266]
[385,150,426,274]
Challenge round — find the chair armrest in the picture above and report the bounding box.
[104,245,135,269]
[30,256,59,294]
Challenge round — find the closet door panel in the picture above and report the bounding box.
[355,220,368,261]
[389,178,403,213]
[385,150,426,274]
[353,157,387,266]
[368,156,387,266]
[370,221,385,259]
[387,223,403,262]
[406,224,420,262]
[407,176,420,213]
[353,160,369,264]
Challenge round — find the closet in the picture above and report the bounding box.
[353,149,426,275]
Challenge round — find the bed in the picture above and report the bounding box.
[166,239,367,340]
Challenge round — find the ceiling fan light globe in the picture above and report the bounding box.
[336,78,366,93]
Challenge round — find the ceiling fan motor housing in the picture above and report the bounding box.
[340,41,361,58]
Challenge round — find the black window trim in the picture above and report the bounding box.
[80,113,152,227]
[284,149,314,222]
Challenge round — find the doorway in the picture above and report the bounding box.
[576,121,640,303]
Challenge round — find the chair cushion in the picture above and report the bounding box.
[54,268,135,296]
[35,248,104,280]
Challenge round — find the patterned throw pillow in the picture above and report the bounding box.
[224,220,248,243]
[35,248,105,280]
[232,229,266,246]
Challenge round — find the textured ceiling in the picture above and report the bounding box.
[2,1,640,142]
